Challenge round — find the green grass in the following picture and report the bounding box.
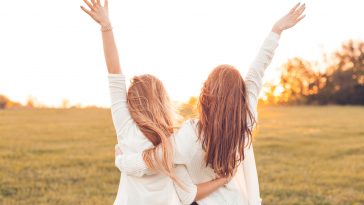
[1,106,364,205]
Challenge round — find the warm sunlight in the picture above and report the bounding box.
[2,1,364,205]
[1,0,364,107]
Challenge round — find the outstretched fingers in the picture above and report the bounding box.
[295,14,306,24]
[104,0,108,8]
[80,5,93,17]
[83,0,94,10]
[289,3,301,14]
[295,4,306,16]
[291,4,306,26]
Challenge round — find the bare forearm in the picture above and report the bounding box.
[101,26,121,74]
[81,0,121,74]
[195,178,226,201]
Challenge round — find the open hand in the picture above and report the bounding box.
[80,0,110,27]
[272,3,306,35]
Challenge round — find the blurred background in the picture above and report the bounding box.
[0,0,363,204]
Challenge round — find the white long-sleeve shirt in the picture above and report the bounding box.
[108,74,197,205]
[115,32,280,205]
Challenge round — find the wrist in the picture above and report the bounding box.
[216,177,229,186]
[100,21,113,32]
[272,24,283,35]
[100,20,111,27]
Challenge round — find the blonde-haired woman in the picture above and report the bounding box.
[115,3,306,205]
[80,0,233,204]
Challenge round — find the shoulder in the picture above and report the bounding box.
[179,119,199,135]
[172,120,201,164]
[174,119,199,142]
[182,118,199,127]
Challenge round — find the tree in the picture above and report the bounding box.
[316,40,364,104]
[0,95,23,109]
[178,97,198,120]
[0,95,10,109]
[268,40,364,105]
[277,58,324,104]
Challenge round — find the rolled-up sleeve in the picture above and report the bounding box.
[115,152,154,176]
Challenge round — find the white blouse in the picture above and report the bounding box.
[108,74,197,205]
[114,32,280,205]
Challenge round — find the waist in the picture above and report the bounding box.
[197,186,247,205]
[115,173,181,205]
[123,173,174,191]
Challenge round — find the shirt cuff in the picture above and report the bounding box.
[108,73,125,78]
[189,184,198,204]
[180,184,197,205]
[269,31,281,41]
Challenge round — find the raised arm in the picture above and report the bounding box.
[246,2,306,111]
[81,0,130,143]
[245,32,280,112]
[81,0,121,74]
[243,3,306,205]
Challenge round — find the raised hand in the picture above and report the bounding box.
[272,3,306,35]
[80,0,110,27]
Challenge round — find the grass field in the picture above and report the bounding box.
[0,106,363,205]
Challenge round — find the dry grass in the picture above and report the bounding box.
[256,106,364,205]
[0,106,363,205]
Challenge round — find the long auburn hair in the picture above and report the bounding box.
[197,65,256,177]
[127,74,179,183]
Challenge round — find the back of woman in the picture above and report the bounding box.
[116,27,281,202]
[113,3,306,205]
[108,74,182,205]
[176,120,249,205]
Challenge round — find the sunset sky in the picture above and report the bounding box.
[1,0,364,107]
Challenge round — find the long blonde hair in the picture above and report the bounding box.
[127,74,179,183]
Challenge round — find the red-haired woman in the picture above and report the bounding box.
[115,3,306,205]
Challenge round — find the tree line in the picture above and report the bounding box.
[2,40,363,110]
[0,95,33,109]
[264,40,364,105]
